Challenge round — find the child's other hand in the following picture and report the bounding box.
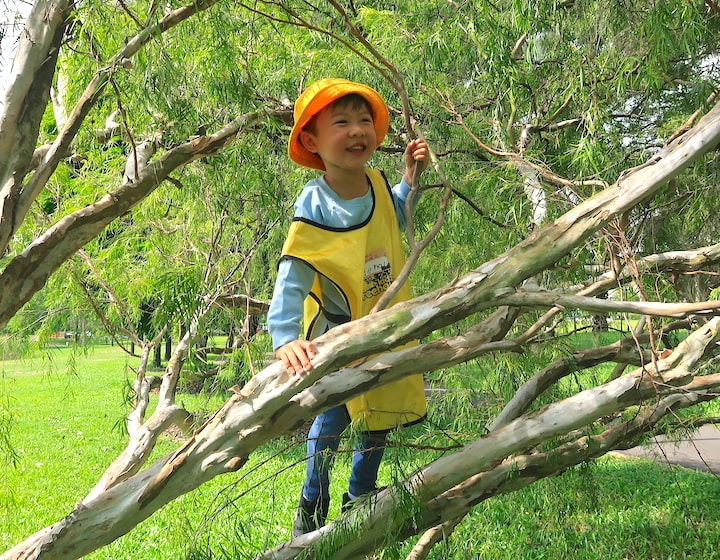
[403,139,429,185]
[276,339,317,377]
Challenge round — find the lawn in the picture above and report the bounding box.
[1,344,720,559]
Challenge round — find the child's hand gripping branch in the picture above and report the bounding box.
[403,138,429,186]
[276,338,317,377]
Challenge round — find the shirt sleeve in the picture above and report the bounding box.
[392,177,421,231]
[267,257,315,351]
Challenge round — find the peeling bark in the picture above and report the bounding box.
[0,0,72,253]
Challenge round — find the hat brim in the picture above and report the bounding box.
[288,79,390,171]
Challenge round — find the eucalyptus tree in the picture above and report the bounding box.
[2,1,720,559]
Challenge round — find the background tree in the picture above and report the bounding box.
[2,0,720,559]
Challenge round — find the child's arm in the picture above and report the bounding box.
[268,259,317,377]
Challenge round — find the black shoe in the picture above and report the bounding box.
[341,486,387,513]
[292,493,329,537]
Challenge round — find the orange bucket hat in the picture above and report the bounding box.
[288,78,390,171]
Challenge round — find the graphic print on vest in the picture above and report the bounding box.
[363,249,393,300]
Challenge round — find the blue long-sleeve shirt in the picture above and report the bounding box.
[268,174,418,350]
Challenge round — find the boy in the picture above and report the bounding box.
[268,78,429,537]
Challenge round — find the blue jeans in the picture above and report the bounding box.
[302,405,388,504]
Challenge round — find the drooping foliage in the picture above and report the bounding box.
[2,1,720,559]
[6,0,719,350]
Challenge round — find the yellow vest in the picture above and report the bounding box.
[281,169,427,431]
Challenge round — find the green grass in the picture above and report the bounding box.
[2,345,720,559]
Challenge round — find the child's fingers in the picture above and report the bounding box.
[412,140,428,159]
[277,340,316,376]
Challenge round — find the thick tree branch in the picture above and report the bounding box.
[259,318,720,559]
[0,0,72,254]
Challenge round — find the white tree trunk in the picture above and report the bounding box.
[0,0,71,251]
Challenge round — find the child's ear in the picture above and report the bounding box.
[300,130,319,153]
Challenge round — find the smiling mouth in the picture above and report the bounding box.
[347,145,366,152]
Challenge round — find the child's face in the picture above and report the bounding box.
[300,99,377,174]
